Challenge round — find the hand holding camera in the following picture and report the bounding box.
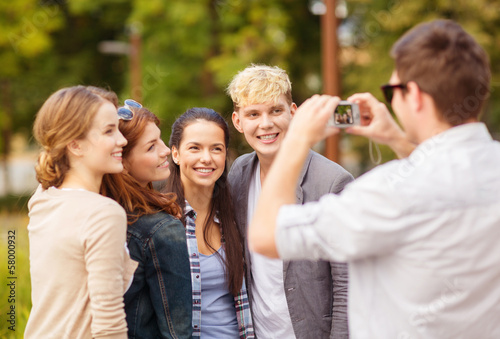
[345,92,416,159]
[287,95,340,148]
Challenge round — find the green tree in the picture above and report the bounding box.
[3,0,500,189]
[0,0,63,193]
[340,0,500,172]
[126,0,317,155]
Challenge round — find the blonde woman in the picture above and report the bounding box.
[25,86,137,339]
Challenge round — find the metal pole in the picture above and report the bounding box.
[130,26,142,102]
[321,0,341,163]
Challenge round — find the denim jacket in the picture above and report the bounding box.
[124,211,193,339]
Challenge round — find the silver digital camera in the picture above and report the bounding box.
[328,101,360,128]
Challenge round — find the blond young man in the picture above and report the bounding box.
[249,20,500,337]
[227,65,353,339]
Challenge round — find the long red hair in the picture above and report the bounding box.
[101,107,181,223]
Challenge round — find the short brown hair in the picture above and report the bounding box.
[391,20,491,125]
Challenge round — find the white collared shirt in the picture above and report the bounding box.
[276,123,500,338]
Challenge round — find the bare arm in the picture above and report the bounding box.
[346,93,416,159]
[248,95,340,257]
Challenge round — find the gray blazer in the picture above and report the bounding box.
[228,150,354,339]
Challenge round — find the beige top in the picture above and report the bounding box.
[25,185,138,339]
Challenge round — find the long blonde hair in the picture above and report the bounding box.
[33,85,118,189]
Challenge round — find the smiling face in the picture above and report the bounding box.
[171,120,226,193]
[232,94,296,162]
[77,101,127,176]
[124,121,171,187]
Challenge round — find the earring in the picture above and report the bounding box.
[173,159,179,165]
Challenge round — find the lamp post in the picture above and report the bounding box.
[129,24,142,103]
[98,23,142,102]
[310,0,341,163]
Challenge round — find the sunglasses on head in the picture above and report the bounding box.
[118,99,142,120]
[380,83,407,105]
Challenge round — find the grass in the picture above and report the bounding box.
[0,195,31,214]
[0,212,31,339]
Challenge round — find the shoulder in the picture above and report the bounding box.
[53,192,129,247]
[307,151,351,175]
[129,211,184,241]
[28,184,44,211]
[228,152,257,183]
[86,192,127,219]
[230,152,256,172]
[33,187,126,221]
[301,151,354,195]
[82,193,127,233]
[306,151,354,182]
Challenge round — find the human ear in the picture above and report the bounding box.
[407,81,423,112]
[67,140,83,157]
[290,103,297,118]
[171,146,180,165]
[232,111,244,133]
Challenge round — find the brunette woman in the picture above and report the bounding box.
[165,107,254,338]
[101,100,192,338]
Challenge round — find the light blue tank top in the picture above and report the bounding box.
[199,246,239,338]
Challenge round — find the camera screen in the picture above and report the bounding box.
[334,104,354,125]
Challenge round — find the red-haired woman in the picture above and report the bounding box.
[101,100,192,339]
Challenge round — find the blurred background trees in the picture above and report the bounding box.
[1,0,500,196]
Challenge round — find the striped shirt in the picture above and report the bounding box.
[184,201,254,338]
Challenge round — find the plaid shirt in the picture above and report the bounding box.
[184,201,254,338]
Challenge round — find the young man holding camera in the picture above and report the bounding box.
[227,64,353,338]
[249,20,500,337]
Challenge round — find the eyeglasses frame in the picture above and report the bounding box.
[380,83,407,105]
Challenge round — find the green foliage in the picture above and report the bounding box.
[340,0,500,171]
[0,0,131,156]
[0,0,63,70]
[0,214,31,338]
[1,0,500,172]
[0,194,30,214]
[123,0,304,151]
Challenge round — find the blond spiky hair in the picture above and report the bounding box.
[227,64,292,110]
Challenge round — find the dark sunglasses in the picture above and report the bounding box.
[380,83,407,105]
[117,99,142,120]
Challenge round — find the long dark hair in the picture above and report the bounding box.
[164,107,244,296]
[101,106,181,223]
